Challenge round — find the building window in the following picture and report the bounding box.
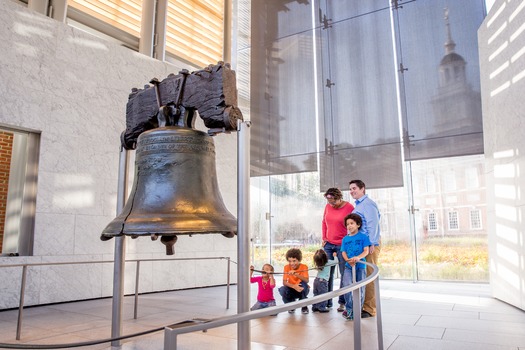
[425,173,436,193]
[443,170,456,191]
[68,0,143,37]
[66,0,225,68]
[0,127,40,256]
[448,211,459,230]
[428,212,438,231]
[465,167,480,188]
[470,209,482,230]
[166,0,225,68]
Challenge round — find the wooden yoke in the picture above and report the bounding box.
[120,62,243,150]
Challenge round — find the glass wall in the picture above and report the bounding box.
[239,0,488,282]
[410,155,488,281]
[250,154,488,282]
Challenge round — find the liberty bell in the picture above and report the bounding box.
[101,62,243,255]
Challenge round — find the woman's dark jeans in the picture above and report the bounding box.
[323,242,346,306]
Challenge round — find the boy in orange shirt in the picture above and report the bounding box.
[278,248,310,314]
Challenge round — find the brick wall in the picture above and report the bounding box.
[0,131,14,253]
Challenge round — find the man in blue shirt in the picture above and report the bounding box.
[349,179,381,318]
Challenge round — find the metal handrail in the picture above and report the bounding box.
[0,260,382,350]
[164,261,383,350]
[0,256,233,340]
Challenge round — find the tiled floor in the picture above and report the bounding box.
[0,280,524,349]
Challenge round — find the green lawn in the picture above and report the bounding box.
[252,236,489,282]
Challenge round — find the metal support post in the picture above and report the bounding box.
[139,0,156,56]
[375,278,384,350]
[15,265,27,340]
[351,265,362,350]
[134,261,141,319]
[111,147,130,347]
[153,0,168,60]
[223,0,232,63]
[237,120,251,349]
[226,257,231,309]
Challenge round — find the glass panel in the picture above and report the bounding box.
[250,176,271,268]
[320,143,403,192]
[367,180,412,280]
[268,172,325,272]
[320,0,390,23]
[250,4,319,176]
[395,0,486,161]
[251,0,315,39]
[318,0,402,189]
[248,155,489,282]
[240,1,489,284]
[412,155,489,281]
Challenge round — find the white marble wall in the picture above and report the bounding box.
[0,0,238,309]
[478,0,525,311]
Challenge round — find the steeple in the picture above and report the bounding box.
[444,7,456,54]
[438,7,466,87]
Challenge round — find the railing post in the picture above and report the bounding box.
[237,120,251,350]
[164,330,177,349]
[226,257,231,310]
[351,265,362,350]
[375,277,384,350]
[16,265,27,340]
[111,146,129,346]
[134,260,141,319]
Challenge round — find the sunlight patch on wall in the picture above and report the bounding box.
[496,240,520,265]
[52,174,95,209]
[494,162,516,177]
[495,223,519,244]
[14,22,53,38]
[66,37,110,51]
[493,149,515,158]
[495,203,518,221]
[493,258,520,286]
[494,183,517,200]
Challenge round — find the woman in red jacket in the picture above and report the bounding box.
[322,187,354,311]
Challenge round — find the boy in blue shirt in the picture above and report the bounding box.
[340,213,370,320]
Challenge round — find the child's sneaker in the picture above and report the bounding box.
[301,306,309,314]
[342,310,353,320]
[288,309,295,314]
[337,303,345,312]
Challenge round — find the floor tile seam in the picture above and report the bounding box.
[393,334,520,348]
[19,321,160,341]
[309,327,346,350]
[260,319,341,329]
[249,319,331,330]
[28,304,111,319]
[441,329,525,348]
[419,313,525,327]
[416,317,525,336]
[10,330,97,346]
[444,327,525,342]
[16,318,111,332]
[386,331,447,341]
[478,315,525,323]
[382,322,446,334]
